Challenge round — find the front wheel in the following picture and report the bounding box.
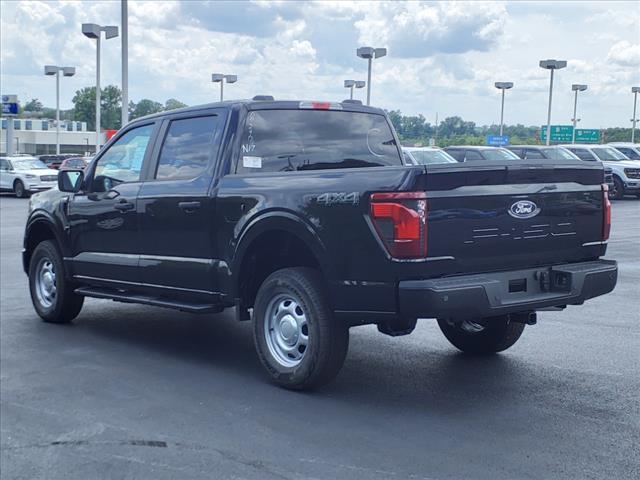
[14,180,28,198]
[29,240,84,323]
[611,177,624,200]
[437,316,525,354]
[253,267,349,390]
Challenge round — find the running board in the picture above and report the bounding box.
[74,287,223,314]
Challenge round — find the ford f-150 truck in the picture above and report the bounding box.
[23,98,618,389]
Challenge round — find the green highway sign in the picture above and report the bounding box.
[575,129,600,143]
[540,125,573,142]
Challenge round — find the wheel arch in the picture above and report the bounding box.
[231,211,332,308]
[23,214,67,274]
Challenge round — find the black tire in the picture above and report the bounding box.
[28,240,84,324]
[14,180,28,198]
[437,316,525,354]
[253,267,349,390]
[611,177,624,200]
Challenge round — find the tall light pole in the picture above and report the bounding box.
[357,46,387,106]
[121,0,129,127]
[632,87,640,143]
[539,59,567,145]
[494,82,513,137]
[44,65,75,155]
[571,84,588,144]
[82,23,118,152]
[343,80,365,100]
[211,74,237,101]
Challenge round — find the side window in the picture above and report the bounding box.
[0,159,9,171]
[465,150,483,161]
[92,124,154,190]
[403,151,414,165]
[446,149,463,161]
[525,149,544,159]
[509,148,523,158]
[569,149,596,161]
[155,115,220,181]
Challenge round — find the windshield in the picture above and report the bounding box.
[12,159,48,170]
[481,149,520,161]
[237,109,401,173]
[592,147,628,161]
[541,147,580,160]
[407,149,457,165]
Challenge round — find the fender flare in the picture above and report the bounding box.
[230,210,332,292]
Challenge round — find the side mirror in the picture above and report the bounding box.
[58,169,84,193]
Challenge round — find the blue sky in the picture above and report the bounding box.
[1,1,639,127]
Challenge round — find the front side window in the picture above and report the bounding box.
[481,148,520,161]
[524,149,544,159]
[0,159,9,170]
[92,124,154,189]
[237,109,401,174]
[543,147,579,160]
[568,148,596,161]
[155,115,220,181]
[465,150,483,161]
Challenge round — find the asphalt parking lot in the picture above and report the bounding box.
[0,194,638,480]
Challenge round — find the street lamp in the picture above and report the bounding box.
[539,59,567,145]
[632,87,640,143]
[82,23,119,152]
[211,74,237,102]
[344,80,366,100]
[494,82,513,137]
[357,46,387,106]
[571,84,588,144]
[44,65,75,155]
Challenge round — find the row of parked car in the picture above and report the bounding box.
[403,142,640,200]
[0,154,91,198]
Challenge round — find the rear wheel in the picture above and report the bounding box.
[611,177,624,200]
[253,267,349,390]
[29,240,84,323]
[437,316,525,354]
[13,180,27,198]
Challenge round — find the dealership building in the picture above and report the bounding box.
[0,117,105,155]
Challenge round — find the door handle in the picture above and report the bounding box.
[114,200,135,212]
[178,201,201,212]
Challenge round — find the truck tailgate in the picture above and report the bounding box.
[423,162,608,275]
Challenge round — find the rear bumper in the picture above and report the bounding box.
[399,259,617,320]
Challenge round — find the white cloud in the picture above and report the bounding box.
[607,41,640,67]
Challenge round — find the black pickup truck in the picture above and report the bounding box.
[23,98,617,389]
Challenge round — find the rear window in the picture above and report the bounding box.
[237,109,401,174]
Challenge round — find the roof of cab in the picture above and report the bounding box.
[131,99,386,123]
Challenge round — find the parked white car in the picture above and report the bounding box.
[561,145,640,200]
[402,147,458,165]
[607,142,640,161]
[0,156,59,198]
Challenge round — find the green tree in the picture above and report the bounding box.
[24,98,43,112]
[130,99,164,120]
[164,98,187,111]
[72,85,122,131]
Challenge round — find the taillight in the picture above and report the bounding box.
[602,184,611,241]
[370,192,427,258]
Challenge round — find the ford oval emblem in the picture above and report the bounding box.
[508,200,540,219]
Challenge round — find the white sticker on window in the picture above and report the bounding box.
[243,156,262,168]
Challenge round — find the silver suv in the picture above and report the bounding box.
[562,145,640,200]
